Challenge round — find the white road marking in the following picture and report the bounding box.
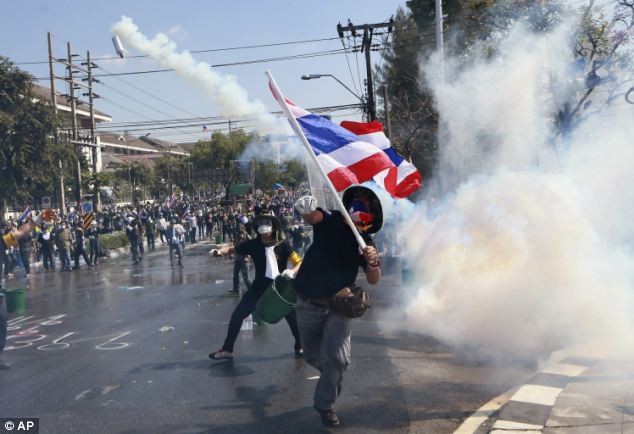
[510,384,562,406]
[75,389,92,400]
[491,430,541,434]
[492,420,543,430]
[540,363,587,377]
[307,376,320,380]
[101,384,120,395]
[453,387,518,434]
[453,359,595,434]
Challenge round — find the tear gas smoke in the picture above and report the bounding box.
[112,16,286,134]
[403,20,634,359]
[239,136,305,163]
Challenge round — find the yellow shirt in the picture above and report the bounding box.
[2,232,17,248]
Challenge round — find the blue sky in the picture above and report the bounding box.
[3,0,407,143]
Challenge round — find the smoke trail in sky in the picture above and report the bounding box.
[401,18,634,359]
[112,16,285,134]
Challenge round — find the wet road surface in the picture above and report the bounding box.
[0,241,536,433]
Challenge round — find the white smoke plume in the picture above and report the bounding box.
[402,19,634,359]
[111,16,286,134]
[239,136,305,163]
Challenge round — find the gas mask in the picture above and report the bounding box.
[257,224,273,235]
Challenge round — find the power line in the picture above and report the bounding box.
[95,62,203,119]
[137,110,364,142]
[94,103,365,132]
[18,26,434,67]
[16,36,343,65]
[34,47,348,80]
[340,36,361,97]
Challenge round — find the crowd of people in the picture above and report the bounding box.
[0,190,312,281]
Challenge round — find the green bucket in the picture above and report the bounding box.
[254,276,297,324]
[4,288,26,314]
[215,234,222,244]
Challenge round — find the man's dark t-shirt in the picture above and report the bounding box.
[294,209,371,299]
[235,238,294,293]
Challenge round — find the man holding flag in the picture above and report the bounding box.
[267,71,419,427]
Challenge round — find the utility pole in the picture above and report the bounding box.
[85,51,101,211]
[67,42,82,206]
[383,85,392,139]
[435,0,446,153]
[47,32,66,217]
[337,18,393,121]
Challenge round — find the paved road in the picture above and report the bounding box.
[0,241,535,433]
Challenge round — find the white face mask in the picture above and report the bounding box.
[257,225,273,235]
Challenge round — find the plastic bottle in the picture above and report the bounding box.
[241,314,253,331]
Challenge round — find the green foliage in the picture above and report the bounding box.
[0,56,73,210]
[153,156,187,192]
[376,6,441,182]
[92,171,116,187]
[254,161,280,190]
[190,129,258,170]
[100,231,129,250]
[378,0,634,179]
[279,159,307,188]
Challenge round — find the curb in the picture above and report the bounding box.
[456,357,599,434]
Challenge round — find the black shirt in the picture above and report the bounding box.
[294,209,371,298]
[235,237,295,292]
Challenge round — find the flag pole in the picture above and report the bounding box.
[266,70,367,249]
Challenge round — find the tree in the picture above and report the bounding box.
[0,56,74,212]
[115,161,156,202]
[254,161,280,191]
[154,156,187,194]
[279,159,308,188]
[189,129,257,171]
[378,0,634,182]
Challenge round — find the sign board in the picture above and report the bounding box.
[82,201,93,214]
[42,196,51,208]
[82,213,94,230]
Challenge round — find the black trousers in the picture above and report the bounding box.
[19,249,31,274]
[146,232,155,250]
[222,284,301,353]
[232,255,251,291]
[42,249,55,270]
[0,293,7,354]
[74,247,91,268]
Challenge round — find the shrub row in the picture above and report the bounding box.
[100,231,130,251]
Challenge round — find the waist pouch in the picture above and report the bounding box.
[304,286,370,319]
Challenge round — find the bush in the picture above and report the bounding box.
[100,231,129,251]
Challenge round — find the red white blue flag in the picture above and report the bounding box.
[18,206,31,223]
[268,76,421,198]
[340,120,421,198]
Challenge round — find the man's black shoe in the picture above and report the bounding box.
[313,405,340,427]
[227,289,240,296]
[294,342,304,357]
[0,360,11,370]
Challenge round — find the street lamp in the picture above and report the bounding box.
[301,74,366,114]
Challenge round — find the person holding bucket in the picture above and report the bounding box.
[208,213,303,360]
[0,209,57,369]
[293,186,382,427]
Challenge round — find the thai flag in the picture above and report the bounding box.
[273,97,397,192]
[18,206,31,223]
[340,120,422,198]
[166,192,176,207]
